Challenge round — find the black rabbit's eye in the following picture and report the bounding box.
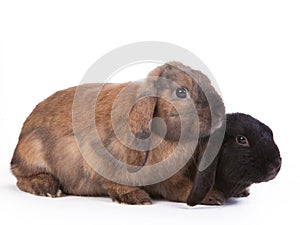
[176,87,187,98]
[236,135,249,147]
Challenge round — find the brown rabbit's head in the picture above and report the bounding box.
[130,62,225,143]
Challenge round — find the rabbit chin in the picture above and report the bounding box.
[254,169,281,183]
[219,173,279,198]
[221,169,280,188]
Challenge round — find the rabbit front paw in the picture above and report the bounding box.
[107,187,152,205]
[233,188,250,197]
[201,190,226,205]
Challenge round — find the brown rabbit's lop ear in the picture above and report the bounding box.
[127,65,165,171]
[129,89,156,140]
[129,64,165,139]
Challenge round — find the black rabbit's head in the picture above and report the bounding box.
[214,113,282,197]
[187,113,281,206]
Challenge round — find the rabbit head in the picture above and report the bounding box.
[129,62,225,143]
[214,113,282,197]
[187,113,281,206]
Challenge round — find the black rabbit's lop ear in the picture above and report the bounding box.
[187,152,220,206]
[187,128,225,206]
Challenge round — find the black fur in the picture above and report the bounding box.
[187,113,281,206]
[215,113,281,197]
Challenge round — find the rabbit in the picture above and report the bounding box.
[10,61,225,205]
[186,113,282,206]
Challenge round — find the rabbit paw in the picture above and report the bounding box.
[16,173,62,197]
[46,189,65,198]
[233,188,250,197]
[201,190,226,205]
[111,189,152,205]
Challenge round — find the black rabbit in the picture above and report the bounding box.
[187,113,282,206]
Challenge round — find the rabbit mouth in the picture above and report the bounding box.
[248,168,281,184]
[264,162,281,182]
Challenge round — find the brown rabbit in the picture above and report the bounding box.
[11,62,225,204]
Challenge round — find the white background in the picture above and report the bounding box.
[0,1,299,224]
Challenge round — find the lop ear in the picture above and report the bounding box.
[129,64,165,140]
[129,93,157,139]
[126,97,156,172]
[127,65,165,171]
[187,149,220,206]
[187,129,224,206]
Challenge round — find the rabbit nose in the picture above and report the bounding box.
[274,157,282,169]
[266,157,281,180]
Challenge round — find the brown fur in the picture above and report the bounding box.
[11,62,224,204]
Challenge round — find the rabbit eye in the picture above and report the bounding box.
[236,135,249,147]
[176,87,187,98]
